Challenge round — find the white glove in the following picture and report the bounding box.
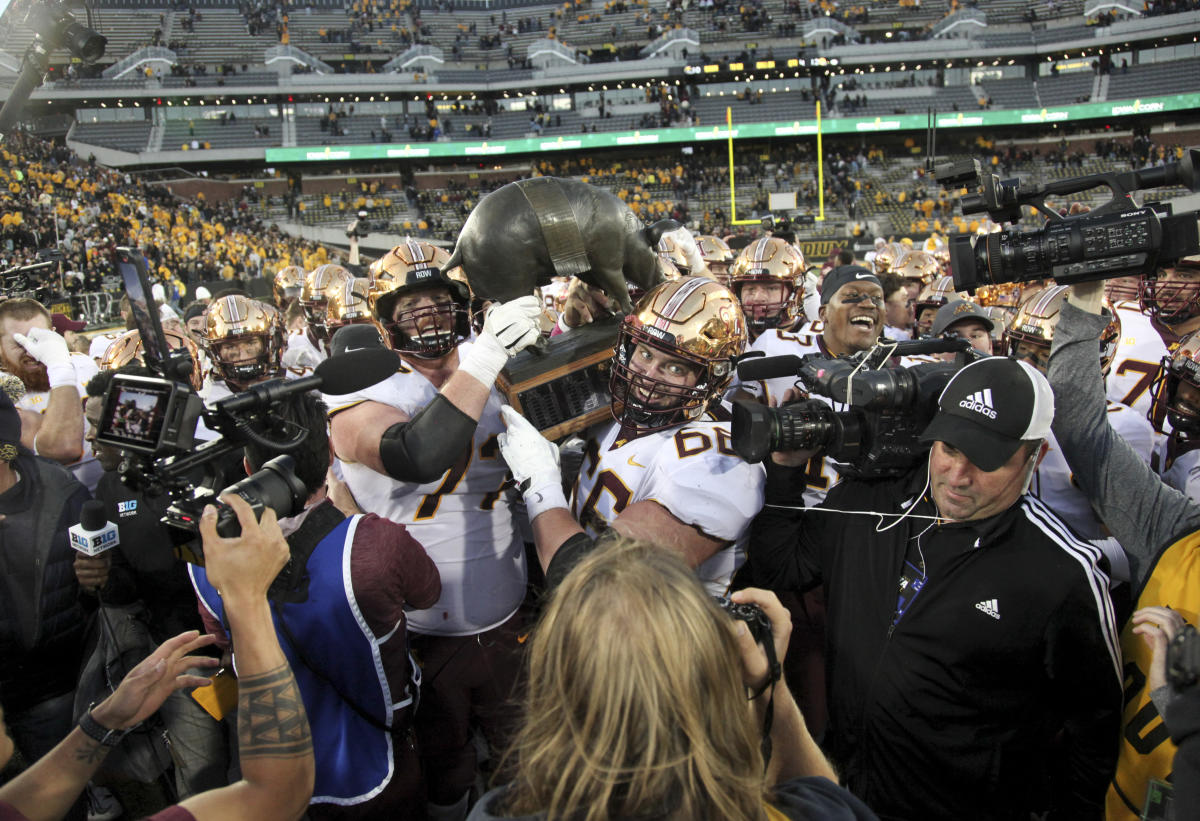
[14,327,75,389]
[498,405,566,520]
[458,294,543,387]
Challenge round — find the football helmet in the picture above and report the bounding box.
[100,328,204,391]
[1104,276,1143,304]
[892,250,941,286]
[913,276,963,336]
[974,282,1024,310]
[371,240,470,358]
[657,233,694,276]
[1149,330,1200,443]
[610,277,747,434]
[871,243,904,276]
[300,264,355,343]
[1006,284,1121,373]
[203,295,285,387]
[695,235,735,286]
[1140,255,1200,325]
[326,277,377,337]
[273,265,305,308]
[729,237,806,335]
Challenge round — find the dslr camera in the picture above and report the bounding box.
[731,338,976,478]
[936,147,1200,293]
[94,248,320,563]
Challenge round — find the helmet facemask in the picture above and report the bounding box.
[609,323,723,434]
[1140,273,1200,325]
[377,283,471,359]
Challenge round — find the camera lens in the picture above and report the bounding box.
[215,455,308,537]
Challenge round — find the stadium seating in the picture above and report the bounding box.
[69,119,153,151]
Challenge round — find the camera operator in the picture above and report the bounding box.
[191,391,440,820]
[927,300,994,358]
[0,389,92,777]
[467,537,875,821]
[77,366,227,799]
[743,356,1123,820]
[0,494,317,821]
[1046,279,1200,821]
[0,299,100,490]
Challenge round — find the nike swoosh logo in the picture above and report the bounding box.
[517,632,529,644]
[341,346,368,353]
[855,273,875,279]
[627,455,647,468]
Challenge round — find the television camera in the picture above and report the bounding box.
[731,337,980,478]
[935,147,1200,293]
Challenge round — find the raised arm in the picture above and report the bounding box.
[179,494,315,821]
[1048,282,1200,586]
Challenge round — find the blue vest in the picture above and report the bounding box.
[190,514,411,805]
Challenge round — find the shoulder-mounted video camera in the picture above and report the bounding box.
[731,337,980,478]
[95,248,385,564]
[936,147,1200,292]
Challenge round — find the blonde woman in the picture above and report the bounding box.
[469,539,877,821]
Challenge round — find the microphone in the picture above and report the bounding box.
[737,354,804,383]
[315,348,402,395]
[69,500,120,556]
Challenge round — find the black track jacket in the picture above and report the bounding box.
[744,462,1123,821]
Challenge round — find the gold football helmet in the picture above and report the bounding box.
[892,250,941,286]
[974,282,1024,310]
[1007,284,1121,373]
[657,233,693,276]
[100,328,204,391]
[300,264,355,343]
[273,265,305,308]
[914,276,963,337]
[695,235,736,286]
[871,243,904,276]
[326,277,377,338]
[610,277,747,433]
[729,237,806,335]
[370,239,470,358]
[204,295,284,387]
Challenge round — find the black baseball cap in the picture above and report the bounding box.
[919,357,1054,472]
[930,300,994,337]
[821,265,881,304]
[330,323,386,357]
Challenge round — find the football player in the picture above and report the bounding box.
[1108,254,1200,423]
[285,264,354,369]
[728,236,807,342]
[912,275,963,338]
[1008,284,1154,542]
[272,264,305,310]
[1148,331,1200,501]
[322,252,542,819]
[200,295,287,403]
[730,265,887,506]
[695,234,736,286]
[497,276,765,596]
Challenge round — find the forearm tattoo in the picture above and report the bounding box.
[237,663,312,759]
[73,739,110,766]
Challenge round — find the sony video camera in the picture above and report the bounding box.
[94,248,316,563]
[730,338,976,478]
[936,147,1200,293]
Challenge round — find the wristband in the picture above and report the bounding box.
[523,477,568,520]
[47,362,78,390]
[456,333,509,388]
[78,707,133,748]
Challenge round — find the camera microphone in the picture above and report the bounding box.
[737,354,804,382]
[69,499,120,556]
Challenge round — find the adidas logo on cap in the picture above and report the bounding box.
[958,389,997,420]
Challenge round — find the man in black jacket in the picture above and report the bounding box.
[744,356,1122,820]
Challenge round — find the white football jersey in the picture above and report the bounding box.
[18,352,102,490]
[284,331,326,370]
[323,341,525,636]
[728,322,846,506]
[1108,301,1169,424]
[1031,400,1156,540]
[571,410,766,595]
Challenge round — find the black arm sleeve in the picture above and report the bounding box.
[378,393,478,483]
